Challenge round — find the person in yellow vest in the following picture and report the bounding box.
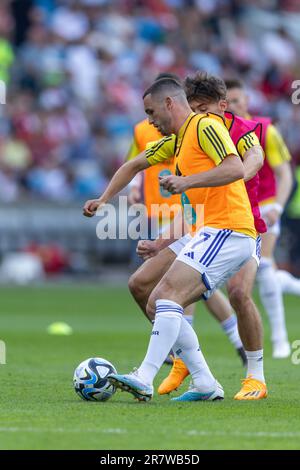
[83,78,267,401]
[127,75,247,368]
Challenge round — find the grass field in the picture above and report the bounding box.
[0,283,299,450]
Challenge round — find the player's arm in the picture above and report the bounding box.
[236,132,264,182]
[185,155,244,189]
[266,124,293,217]
[242,146,264,181]
[83,152,150,217]
[137,211,185,260]
[160,118,244,193]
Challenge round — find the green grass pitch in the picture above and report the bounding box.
[0,283,300,450]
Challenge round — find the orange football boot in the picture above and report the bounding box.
[158,358,190,395]
[234,376,268,400]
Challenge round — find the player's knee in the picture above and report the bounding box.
[128,271,147,301]
[228,285,249,311]
[147,279,175,313]
[128,272,138,295]
[147,287,161,318]
[145,298,156,321]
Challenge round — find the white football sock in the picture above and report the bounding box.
[173,316,194,359]
[277,270,300,296]
[173,316,216,392]
[138,299,183,385]
[257,257,288,345]
[220,314,243,349]
[245,349,265,383]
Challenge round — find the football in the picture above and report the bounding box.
[73,357,117,402]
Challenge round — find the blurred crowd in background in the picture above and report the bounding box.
[0,0,300,202]
[0,0,300,275]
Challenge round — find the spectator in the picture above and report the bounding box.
[0,0,298,206]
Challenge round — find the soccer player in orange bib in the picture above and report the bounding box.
[83,78,267,402]
[127,75,246,366]
[226,79,293,358]
[151,72,266,398]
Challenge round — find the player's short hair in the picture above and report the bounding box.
[155,72,181,84]
[224,78,244,90]
[143,78,184,100]
[184,71,227,103]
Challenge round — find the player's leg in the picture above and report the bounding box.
[182,303,195,327]
[158,289,245,396]
[110,229,228,401]
[131,232,244,374]
[152,230,258,401]
[158,301,195,395]
[128,246,176,322]
[184,290,245,362]
[226,257,266,394]
[159,240,261,397]
[109,228,256,401]
[129,235,196,365]
[227,259,262,351]
[205,290,246,364]
[110,259,223,401]
[277,269,300,296]
[256,231,290,358]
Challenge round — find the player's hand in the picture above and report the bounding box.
[83,199,103,217]
[136,240,160,260]
[128,186,141,205]
[265,208,280,227]
[159,175,187,194]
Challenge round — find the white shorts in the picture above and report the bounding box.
[176,227,256,299]
[168,234,193,256]
[260,203,281,236]
[169,232,261,267]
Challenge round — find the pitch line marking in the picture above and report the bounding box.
[0,427,126,434]
[0,427,300,439]
[187,430,300,438]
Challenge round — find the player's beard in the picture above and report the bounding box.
[159,116,172,136]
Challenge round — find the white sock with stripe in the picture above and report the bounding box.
[245,349,265,383]
[173,316,217,392]
[138,300,183,385]
[257,257,288,345]
[173,316,194,360]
